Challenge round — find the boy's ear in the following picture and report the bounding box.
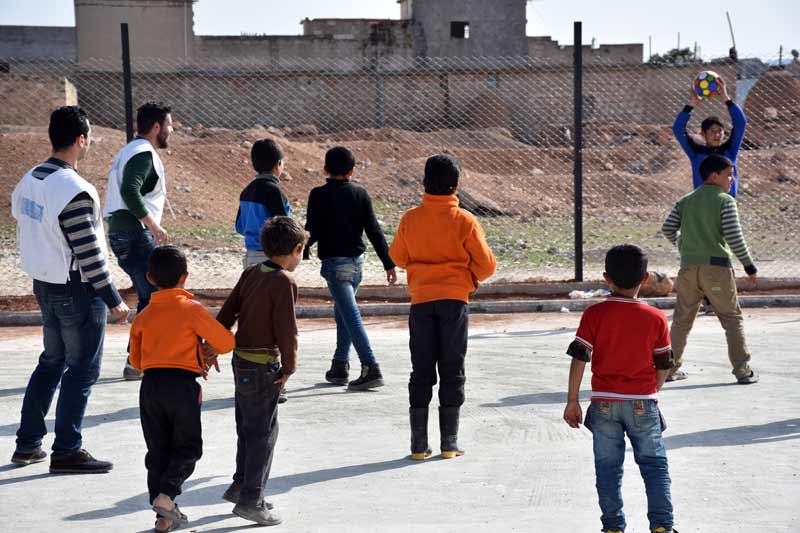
[179,272,189,285]
[346,168,355,179]
[640,271,650,286]
[146,272,155,286]
[294,242,304,254]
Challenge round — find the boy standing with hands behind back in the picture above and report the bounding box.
[389,154,496,460]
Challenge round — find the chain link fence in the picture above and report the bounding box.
[1,52,799,300]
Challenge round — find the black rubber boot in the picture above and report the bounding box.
[409,407,432,460]
[347,364,384,390]
[325,359,350,385]
[439,406,465,459]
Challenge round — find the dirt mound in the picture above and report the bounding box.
[743,70,800,148]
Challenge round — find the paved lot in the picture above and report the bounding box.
[0,309,798,532]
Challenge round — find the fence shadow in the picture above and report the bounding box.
[65,458,422,522]
[665,418,800,449]
[0,397,235,437]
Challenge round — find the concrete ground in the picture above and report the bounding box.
[0,309,798,532]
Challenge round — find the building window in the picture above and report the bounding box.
[451,21,469,39]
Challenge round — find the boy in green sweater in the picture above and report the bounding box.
[661,153,758,385]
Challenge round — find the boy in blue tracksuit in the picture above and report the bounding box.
[236,139,291,268]
[672,76,747,197]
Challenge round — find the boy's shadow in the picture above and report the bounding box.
[66,457,424,523]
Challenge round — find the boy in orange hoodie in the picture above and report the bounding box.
[389,154,496,460]
[129,245,235,533]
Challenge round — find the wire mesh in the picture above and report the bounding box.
[1,53,799,299]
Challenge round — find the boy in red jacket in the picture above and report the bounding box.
[389,154,496,460]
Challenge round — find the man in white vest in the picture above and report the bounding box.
[11,106,129,473]
[104,102,172,380]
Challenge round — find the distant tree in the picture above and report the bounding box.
[648,47,700,65]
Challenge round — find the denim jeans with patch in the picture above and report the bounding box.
[16,279,107,456]
[320,256,377,366]
[108,229,157,314]
[587,399,673,532]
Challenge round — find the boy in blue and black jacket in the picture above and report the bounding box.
[236,139,291,269]
[672,76,747,197]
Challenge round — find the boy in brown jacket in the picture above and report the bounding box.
[389,154,496,460]
[205,216,306,527]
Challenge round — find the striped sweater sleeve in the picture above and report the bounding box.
[720,198,757,274]
[661,204,681,246]
[59,192,123,308]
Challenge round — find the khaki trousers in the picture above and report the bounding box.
[669,264,752,379]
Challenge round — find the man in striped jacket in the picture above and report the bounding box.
[10,106,129,473]
[661,153,758,385]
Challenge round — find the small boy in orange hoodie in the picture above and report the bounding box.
[130,245,235,533]
[389,154,497,460]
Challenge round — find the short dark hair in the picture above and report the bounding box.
[49,106,90,151]
[251,139,284,174]
[699,153,733,181]
[136,102,172,135]
[605,244,648,290]
[148,245,187,289]
[260,216,307,257]
[424,154,460,195]
[324,146,356,177]
[701,116,724,132]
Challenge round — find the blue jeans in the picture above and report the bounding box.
[16,279,107,456]
[587,399,673,532]
[320,256,377,366]
[108,229,157,314]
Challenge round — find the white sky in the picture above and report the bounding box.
[0,0,796,59]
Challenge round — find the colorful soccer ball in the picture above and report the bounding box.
[694,71,721,98]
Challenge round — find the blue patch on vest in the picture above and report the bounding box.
[21,197,44,221]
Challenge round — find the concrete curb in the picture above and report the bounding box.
[2,294,799,327]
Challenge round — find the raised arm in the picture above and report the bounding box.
[672,90,702,158]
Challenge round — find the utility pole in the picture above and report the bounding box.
[648,35,652,60]
[677,32,680,50]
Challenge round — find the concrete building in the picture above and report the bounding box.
[0,0,642,64]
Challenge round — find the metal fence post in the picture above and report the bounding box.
[121,23,134,142]
[573,21,584,282]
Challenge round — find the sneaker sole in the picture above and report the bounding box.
[232,507,282,526]
[123,373,143,381]
[11,457,47,466]
[50,466,113,474]
[347,379,384,391]
[440,450,465,459]
[222,493,238,504]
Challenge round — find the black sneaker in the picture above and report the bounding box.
[50,449,113,474]
[737,371,759,385]
[11,447,47,466]
[347,364,384,391]
[223,483,273,509]
[233,500,282,526]
[325,359,350,385]
[278,390,288,404]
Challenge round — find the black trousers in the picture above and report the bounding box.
[140,369,203,504]
[408,299,469,409]
[232,355,281,506]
